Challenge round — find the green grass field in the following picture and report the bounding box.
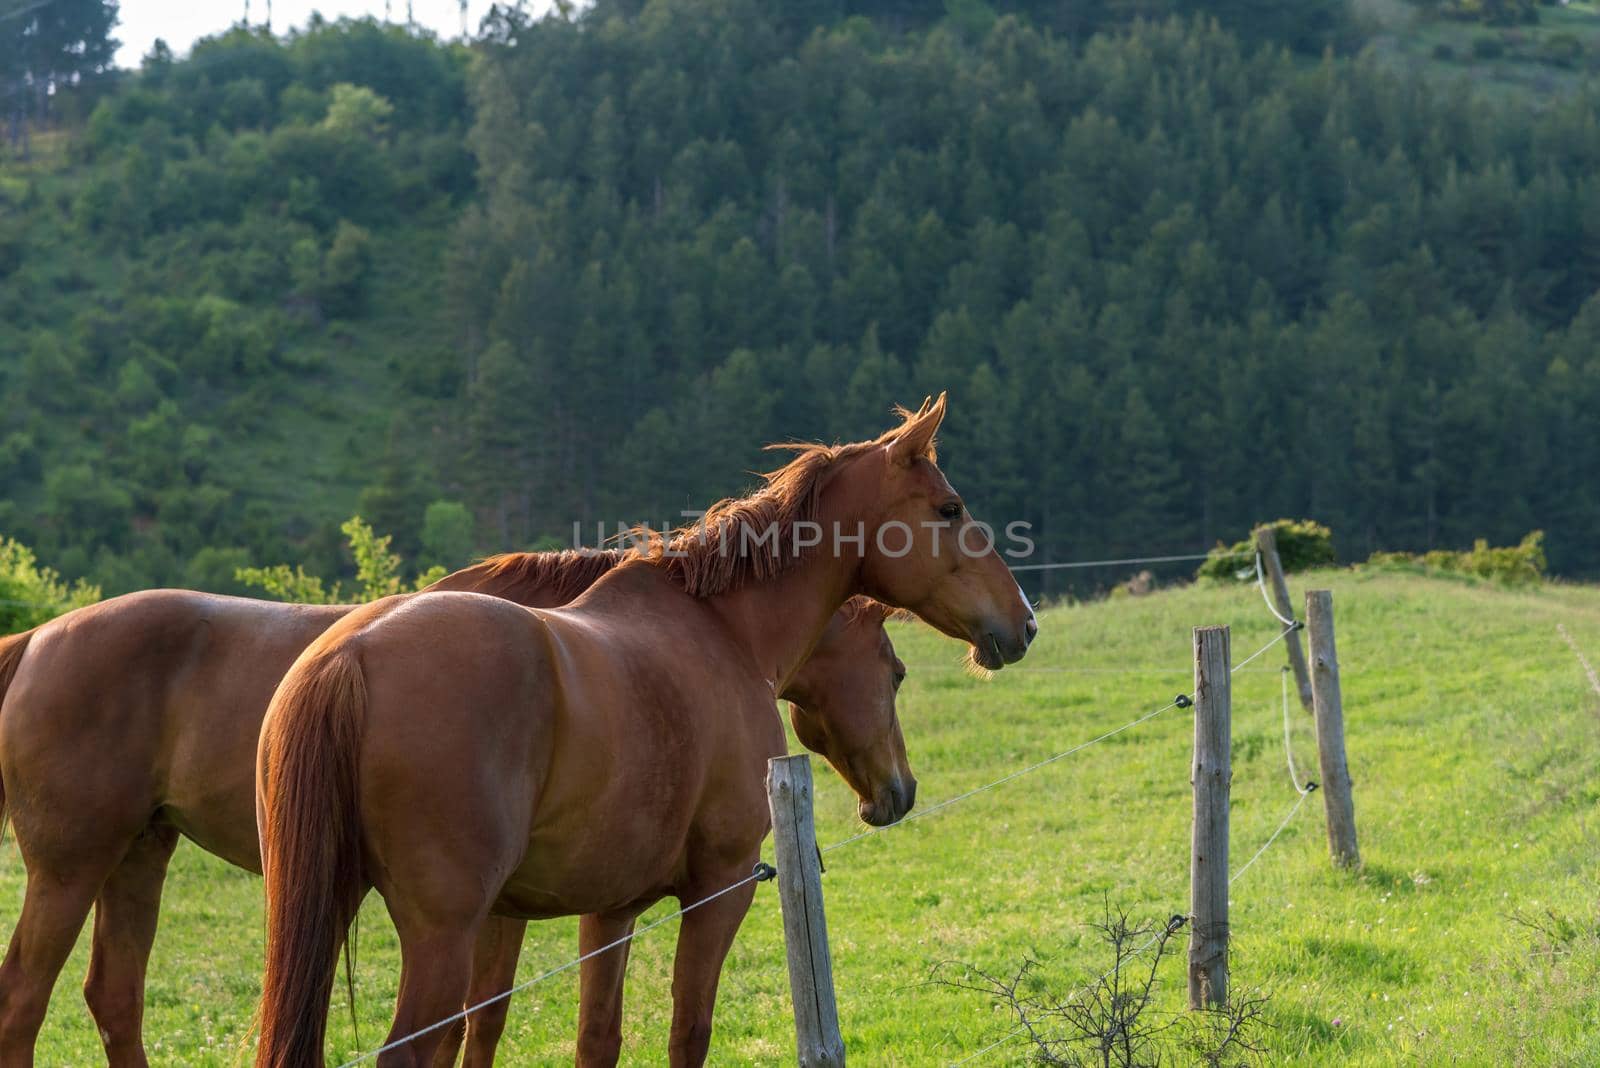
[3,569,1599,1064]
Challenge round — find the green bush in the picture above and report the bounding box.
[1363,531,1546,586]
[1541,32,1583,68]
[1196,519,1336,583]
[0,536,101,634]
[1472,35,1506,59]
[236,515,443,604]
[319,220,373,317]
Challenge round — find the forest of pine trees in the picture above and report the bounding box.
[2,2,1598,594]
[446,1,1600,580]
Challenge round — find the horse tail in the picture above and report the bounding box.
[256,642,367,1068]
[0,627,37,844]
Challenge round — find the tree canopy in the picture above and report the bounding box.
[448,2,1600,583]
[3,4,1599,595]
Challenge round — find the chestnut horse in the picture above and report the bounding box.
[0,552,913,1067]
[255,396,1037,1067]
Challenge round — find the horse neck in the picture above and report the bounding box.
[705,540,861,695]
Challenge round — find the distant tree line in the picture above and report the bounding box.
[444,1,1600,584]
[3,2,1600,596]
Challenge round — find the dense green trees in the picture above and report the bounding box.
[1,19,473,591]
[4,4,1600,597]
[448,3,1600,585]
[3,0,119,153]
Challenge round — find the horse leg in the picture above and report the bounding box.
[0,863,110,1065]
[666,877,757,1068]
[83,822,179,1068]
[429,915,526,1068]
[379,905,485,1068]
[575,911,638,1068]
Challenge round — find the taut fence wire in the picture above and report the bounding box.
[334,864,778,1067]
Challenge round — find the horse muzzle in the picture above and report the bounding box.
[972,620,1033,670]
[859,775,917,827]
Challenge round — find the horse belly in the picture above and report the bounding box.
[492,820,686,920]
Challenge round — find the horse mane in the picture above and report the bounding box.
[638,401,942,598]
[844,595,916,625]
[426,548,631,603]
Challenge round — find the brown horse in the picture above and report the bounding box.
[255,396,1036,1067]
[0,552,912,1068]
[423,593,913,1068]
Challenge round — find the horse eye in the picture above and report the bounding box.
[938,501,962,520]
[893,665,907,688]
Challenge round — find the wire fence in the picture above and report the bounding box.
[0,547,1247,615]
[1254,551,1298,627]
[944,629,1316,1066]
[1011,550,1246,573]
[334,866,774,1067]
[335,605,1304,1065]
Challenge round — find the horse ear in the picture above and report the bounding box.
[888,392,946,466]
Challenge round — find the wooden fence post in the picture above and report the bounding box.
[766,755,846,1067]
[1254,526,1314,714]
[1306,590,1359,869]
[1189,625,1230,1010]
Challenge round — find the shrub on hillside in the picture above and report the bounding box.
[1365,531,1546,586]
[1541,32,1583,68]
[937,903,1270,1065]
[235,515,445,604]
[1472,34,1507,59]
[0,536,101,634]
[1196,519,1336,583]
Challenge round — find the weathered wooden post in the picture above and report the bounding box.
[1306,590,1360,869]
[1189,625,1230,1010]
[766,755,846,1067]
[1254,526,1314,714]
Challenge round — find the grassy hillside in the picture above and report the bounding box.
[4,570,1597,1063]
[0,21,473,594]
[1361,0,1600,99]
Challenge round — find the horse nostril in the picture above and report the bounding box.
[1024,618,1039,646]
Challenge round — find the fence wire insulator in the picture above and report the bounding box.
[753,861,777,882]
[1175,693,1193,709]
[1165,914,1188,935]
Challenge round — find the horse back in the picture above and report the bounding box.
[0,589,352,869]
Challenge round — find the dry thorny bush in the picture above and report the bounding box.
[935,902,1271,1067]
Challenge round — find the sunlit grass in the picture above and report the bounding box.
[3,570,1598,1064]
